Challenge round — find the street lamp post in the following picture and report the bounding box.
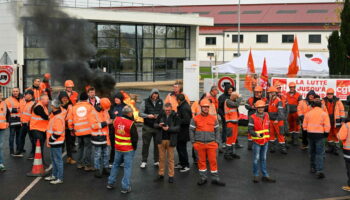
[237,0,241,56]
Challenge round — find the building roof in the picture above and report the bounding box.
[104,2,342,33]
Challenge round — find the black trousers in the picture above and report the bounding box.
[109,124,115,163]
[344,149,350,186]
[19,123,34,154]
[302,130,309,146]
[220,114,227,143]
[65,129,74,157]
[176,140,189,167]
[32,130,46,164]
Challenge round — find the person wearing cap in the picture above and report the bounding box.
[298,90,317,150]
[90,98,112,178]
[303,96,330,179]
[248,100,276,183]
[224,92,242,160]
[64,80,79,105]
[40,73,52,100]
[139,89,163,169]
[17,89,35,158]
[245,85,267,150]
[323,88,346,155]
[44,99,65,184]
[190,99,225,187]
[286,82,302,146]
[58,91,76,165]
[267,86,287,154]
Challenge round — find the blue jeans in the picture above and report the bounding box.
[308,138,325,172]
[108,150,135,190]
[94,145,110,170]
[0,129,6,165]
[50,147,64,180]
[9,125,21,154]
[252,142,269,177]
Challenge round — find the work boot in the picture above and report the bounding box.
[300,144,308,151]
[224,146,234,160]
[153,175,164,182]
[94,170,102,178]
[262,176,276,183]
[253,176,259,183]
[211,180,226,186]
[333,143,339,156]
[248,140,253,151]
[66,157,77,165]
[326,142,334,154]
[269,141,276,153]
[230,146,240,159]
[316,172,325,179]
[280,143,288,155]
[342,186,350,192]
[235,139,243,149]
[103,168,110,175]
[197,179,207,186]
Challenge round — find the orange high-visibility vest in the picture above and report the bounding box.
[67,90,79,105]
[164,92,190,112]
[224,99,239,124]
[0,101,8,129]
[5,96,21,126]
[323,98,345,127]
[297,100,312,117]
[251,113,270,145]
[89,109,110,146]
[68,102,93,136]
[46,112,66,147]
[191,100,217,120]
[338,122,350,150]
[20,100,35,123]
[114,116,134,152]
[206,93,219,110]
[30,102,49,132]
[26,87,42,103]
[303,107,331,134]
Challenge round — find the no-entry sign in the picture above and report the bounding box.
[0,70,11,86]
[218,76,235,93]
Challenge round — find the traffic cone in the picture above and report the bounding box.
[27,139,47,177]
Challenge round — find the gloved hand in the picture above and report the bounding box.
[101,121,107,128]
[324,132,329,138]
[11,108,18,113]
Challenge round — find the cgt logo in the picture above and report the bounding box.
[76,106,87,117]
[311,57,322,64]
[336,80,350,95]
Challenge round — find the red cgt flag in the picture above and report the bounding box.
[287,36,300,77]
[259,57,268,89]
[244,49,256,92]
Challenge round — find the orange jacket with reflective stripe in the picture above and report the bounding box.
[164,92,190,112]
[0,101,8,129]
[114,116,134,152]
[206,93,219,110]
[89,109,110,146]
[30,102,49,132]
[297,100,312,117]
[189,114,220,143]
[286,92,301,113]
[268,97,284,125]
[20,100,35,123]
[250,113,270,145]
[5,96,21,126]
[303,107,331,134]
[26,87,42,103]
[322,98,345,127]
[68,101,94,136]
[224,99,239,124]
[191,100,217,120]
[337,122,350,150]
[46,112,65,147]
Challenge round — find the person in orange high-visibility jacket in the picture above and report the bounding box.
[322,88,346,155]
[89,98,112,178]
[245,85,267,150]
[190,99,226,187]
[30,94,49,162]
[5,88,22,156]
[45,99,65,184]
[107,106,138,192]
[64,80,79,105]
[223,92,242,160]
[26,78,42,103]
[267,86,287,154]
[17,90,35,158]
[275,84,289,142]
[206,86,219,110]
[191,94,217,119]
[297,90,317,150]
[164,82,190,112]
[248,100,276,183]
[68,92,94,171]
[337,121,350,191]
[40,73,52,100]
[303,97,330,179]
[286,82,302,146]
[0,91,9,172]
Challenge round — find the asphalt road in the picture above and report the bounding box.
[1,129,350,200]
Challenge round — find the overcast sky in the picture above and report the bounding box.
[71,0,339,7]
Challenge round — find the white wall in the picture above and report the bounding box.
[199,31,333,66]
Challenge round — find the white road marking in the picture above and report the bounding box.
[14,152,67,200]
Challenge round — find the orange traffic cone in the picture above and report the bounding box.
[27,139,47,177]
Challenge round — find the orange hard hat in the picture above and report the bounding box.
[100,98,111,110]
[200,99,211,107]
[254,86,263,92]
[64,80,74,87]
[44,73,51,79]
[289,82,296,87]
[255,100,266,108]
[326,88,335,94]
[267,86,278,93]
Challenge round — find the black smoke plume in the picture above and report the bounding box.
[26,0,116,95]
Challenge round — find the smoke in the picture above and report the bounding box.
[25,0,116,95]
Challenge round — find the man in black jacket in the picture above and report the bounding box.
[139,88,163,168]
[218,84,235,148]
[153,103,180,183]
[176,94,192,172]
